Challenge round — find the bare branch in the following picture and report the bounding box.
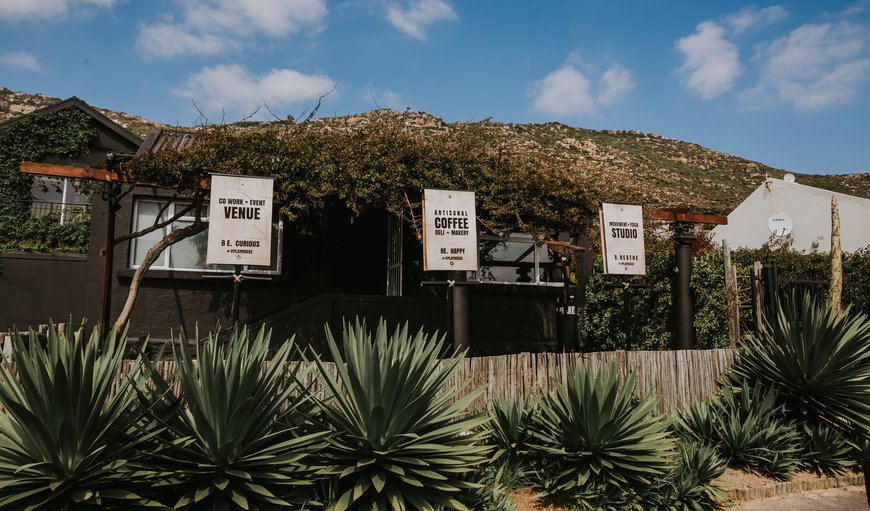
[298,87,335,124]
[263,103,283,122]
[112,192,203,245]
[116,185,134,202]
[192,99,208,126]
[238,105,263,123]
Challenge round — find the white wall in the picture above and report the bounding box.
[712,178,870,253]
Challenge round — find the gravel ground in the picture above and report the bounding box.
[726,486,868,511]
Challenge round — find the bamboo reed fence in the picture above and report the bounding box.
[115,348,736,415]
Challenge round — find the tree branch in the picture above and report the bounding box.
[113,201,206,330]
[113,194,201,245]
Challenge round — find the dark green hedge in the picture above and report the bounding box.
[580,238,870,352]
[0,212,91,253]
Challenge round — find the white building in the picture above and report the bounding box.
[712,176,870,254]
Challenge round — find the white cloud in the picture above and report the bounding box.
[386,0,457,40]
[137,0,327,58]
[597,66,634,106]
[1,50,42,71]
[742,22,870,110]
[726,5,788,35]
[531,59,633,118]
[176,64,336,117]
[0,0,114,21]
[136,23,229,58]
[363,85,407,110]
[675,22,741,99]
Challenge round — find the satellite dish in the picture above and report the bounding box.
[783,173,796,183]
[768,212,794,237]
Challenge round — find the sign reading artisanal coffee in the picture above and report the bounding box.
[599,202,646,275]
[422,189,478,271]
[206,174,274,266]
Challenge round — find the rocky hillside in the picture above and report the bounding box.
[0,87,163,139]
[310,110,870,215]
[2,87,867,215]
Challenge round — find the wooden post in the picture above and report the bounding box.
[752,260,764,332]
[722,240,741,348]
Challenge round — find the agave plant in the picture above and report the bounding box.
[677,382,799,480]
[309,319,491,511]
[673,399,715,444]
[529,362,675,502]
[730,292,870,437]
[138,325,327,510]
[488,397,535,481]
[651,442,725,511]
[799,424,852,477]
[0,323,163,510]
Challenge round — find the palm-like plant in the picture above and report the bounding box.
[676,383,800,480]
[139,325,326,510]
[529,362,675,501]
[800,424,852,477]
[730,292,870,437]
[652,443,725,511]
[675,382,799,479]
[488,397,535,472]
[310,319,491,511]
[0,323,163,510]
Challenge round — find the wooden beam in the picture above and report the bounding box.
[20,161,123,182]
[20,161,211,189]
[646,210,728,225]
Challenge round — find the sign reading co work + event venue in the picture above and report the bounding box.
[422,189,478,271]
[599,202,646,275]
[206,174,274,267]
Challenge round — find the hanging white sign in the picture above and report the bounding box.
[599,203,646,275]
[206,174,274,266]
[422,189,479,271]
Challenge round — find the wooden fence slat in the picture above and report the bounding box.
[0,349,736,416]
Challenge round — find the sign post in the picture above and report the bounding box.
[422,189,478,351]
[422,189,479,272]
[599,203,646,276]
[206,174,275,324]
[599,203,647,349]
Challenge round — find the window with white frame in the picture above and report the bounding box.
[476,232,561,285]
[130,199,282,274]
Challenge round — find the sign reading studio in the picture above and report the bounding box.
[206,174,274,267]
[422,189,479,271]
[599,202,646,275]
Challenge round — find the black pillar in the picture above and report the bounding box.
[672,221,696,349]
[448,271,469,352]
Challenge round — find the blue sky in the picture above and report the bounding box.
[1,1,869,175]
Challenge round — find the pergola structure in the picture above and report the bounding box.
[647,208,728,349]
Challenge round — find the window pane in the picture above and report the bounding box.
[244,218,282,274]
[132,202,168,267]
[169,219,209,269]
[480,234,536,283]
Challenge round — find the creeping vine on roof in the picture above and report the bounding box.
[121,111,599,239]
